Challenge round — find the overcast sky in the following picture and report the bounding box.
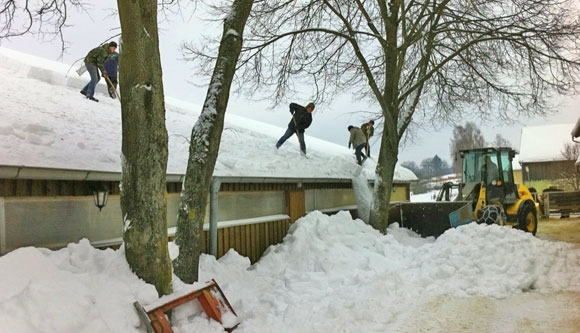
[2,1,578,164]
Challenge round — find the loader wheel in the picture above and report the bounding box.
[477,204,506,225]
[517,201,538,235]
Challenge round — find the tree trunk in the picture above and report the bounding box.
[117,0,172,296]
[368,2,401,234]
[173,0,254,284]
[369,117,399,233]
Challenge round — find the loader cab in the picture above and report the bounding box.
[459,148,518,204]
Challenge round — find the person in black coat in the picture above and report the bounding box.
[276,102,315,155]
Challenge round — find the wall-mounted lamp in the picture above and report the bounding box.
[93,190,110,211]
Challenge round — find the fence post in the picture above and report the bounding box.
[209,178,221,257]
[544,192,550,218]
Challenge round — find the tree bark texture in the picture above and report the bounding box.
[173,0,254,284]
[117,0,172,296]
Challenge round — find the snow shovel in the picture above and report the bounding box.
[104,75,120,99]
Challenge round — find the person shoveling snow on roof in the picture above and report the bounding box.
[275,102,314,156]
[80,41,117,102]
[348,125,368,165]
[103,51,119,99]
[361,119,375,158]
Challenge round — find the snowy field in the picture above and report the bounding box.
[1,211,579,332]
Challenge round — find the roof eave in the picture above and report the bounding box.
[0,165,412,184]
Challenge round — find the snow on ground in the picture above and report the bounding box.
[1,211,579,332]
[410,190,439,202]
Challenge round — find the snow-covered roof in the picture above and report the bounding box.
[512,154,521,170]
[518,123,576,163]
[0,48,417,182]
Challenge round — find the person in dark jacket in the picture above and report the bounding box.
[276,102,315,155]
[103,51,119,98]
[361,120,375,158]
[80,41,117,102]
[348,125,368,165]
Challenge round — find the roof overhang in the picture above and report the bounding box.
[0,165,411,184]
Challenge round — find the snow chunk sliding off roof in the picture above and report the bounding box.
[0,47,417,182]
[519,123,576,163]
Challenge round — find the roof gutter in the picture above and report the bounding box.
[0,165,403,184]
[0,165,121,181]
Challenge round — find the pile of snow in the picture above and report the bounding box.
[0,47,416,182]
[1,211,578,332]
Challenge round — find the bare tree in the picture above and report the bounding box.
[0,0,89,54]
[173,0,255,284]
[491,134,512,149]
[186,0,580,233]
[560,142,580,190]
[449,122,486,172]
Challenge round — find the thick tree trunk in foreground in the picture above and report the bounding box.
[117,0,172,296]
[370,119,400,233]
[173,0,254,284]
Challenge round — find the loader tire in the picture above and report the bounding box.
[517,200,538,235]
[477,204,506,225]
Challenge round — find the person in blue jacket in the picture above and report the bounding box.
[103,51,119,98]
[276,102,315,155]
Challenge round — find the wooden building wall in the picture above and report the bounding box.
[521,160,575,182]
[211,219,291,263]
[2,178,411,262]
[0,179,182,197]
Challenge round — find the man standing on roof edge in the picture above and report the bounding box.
[80,41,118,102]
[276,102,315,156]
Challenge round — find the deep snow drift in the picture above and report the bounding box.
[1,211,579,332]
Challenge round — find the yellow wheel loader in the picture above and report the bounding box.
[388,147,538,237]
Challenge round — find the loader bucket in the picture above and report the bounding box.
[388,201,472,237]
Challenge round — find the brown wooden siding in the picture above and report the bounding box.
[521,161,575,181]
[302,183,353,189]
[0,180,183,197]
[220,182,299,191]
[212,219,291,263]
[1,180,359,196]
[287,190,306,222]
[2,179,410,197]
[170,219,290,264]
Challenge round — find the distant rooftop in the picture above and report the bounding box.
[519,123,576,163]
